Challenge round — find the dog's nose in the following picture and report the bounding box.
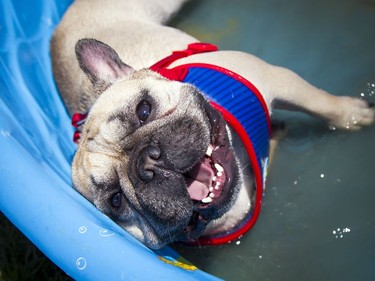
[137,145,161,182]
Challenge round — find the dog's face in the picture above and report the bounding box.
[72,39,240,249]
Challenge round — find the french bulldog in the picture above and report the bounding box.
[51,0,375,249]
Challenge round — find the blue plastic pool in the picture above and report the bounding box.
[0,1,220,280]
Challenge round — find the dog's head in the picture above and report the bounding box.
[72,39,240,249]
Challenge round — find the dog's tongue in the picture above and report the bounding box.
[186,158,214,201]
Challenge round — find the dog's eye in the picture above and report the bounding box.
[136,100,151,124]
[111,192,122,209]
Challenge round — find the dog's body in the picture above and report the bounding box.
[51,0,374,249]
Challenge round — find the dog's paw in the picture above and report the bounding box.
[328,97,375,131]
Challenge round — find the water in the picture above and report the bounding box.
[171,0,375,280]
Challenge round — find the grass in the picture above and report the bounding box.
[0,212,72,281]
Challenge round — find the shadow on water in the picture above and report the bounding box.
[170,0,375,280]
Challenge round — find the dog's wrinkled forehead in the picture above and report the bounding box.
[79,68,207,153]
[90,70,182,118]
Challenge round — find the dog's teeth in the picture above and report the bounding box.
[215,183,220,190]
[209,193,215,198]
[214,163,224,173]
[206,145,213,157]
[217,171,223,177]
[212,176,217,182]
[209,187,214,192]
[202,197,213,203]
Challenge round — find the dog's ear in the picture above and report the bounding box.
[75,38,134,92]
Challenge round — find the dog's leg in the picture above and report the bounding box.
[268,66,375,130]
[97,0,191,24]
[175,51,374,130]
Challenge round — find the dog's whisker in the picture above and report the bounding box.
[240,163,250,173]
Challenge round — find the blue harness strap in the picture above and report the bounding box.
[150,43,271,245]
[182,64,270,172]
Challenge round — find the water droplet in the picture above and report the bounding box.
[99,228,115,237]
[78,226,87,234]
[329,125,336,131]
[362,82,375,97]
[258,255,263,259]
[0,130,11,137]
[236,240,241,245]
[76,257,87,270]
[320,174,325,178]
[332,227,351,239]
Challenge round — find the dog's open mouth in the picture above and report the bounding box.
[178,103,238,242]
[184,103,236,209]
[185,144,231,206]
